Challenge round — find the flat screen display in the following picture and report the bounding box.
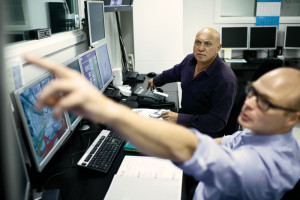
[221,27,248,49]
[96,43,113,89]
[14,73,71,172]
[86,1,105,46]
[249,26,277,50]
[64,57,83,131]
[284,26,300,49]
[79,49,104,91]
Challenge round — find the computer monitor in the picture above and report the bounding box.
[14,73,71,172]
[249,26,277,50]
[95,42,114,89]
[79,49,104,91]
[284,26,300,49]
[103,0,132,6]
[64,57,83,131]
[85,1,105,47]
[10,109,32,200]
[221,27,248,49]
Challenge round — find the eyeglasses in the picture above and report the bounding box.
[246,83,298,112]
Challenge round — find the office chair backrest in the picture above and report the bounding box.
[217,83,246,136]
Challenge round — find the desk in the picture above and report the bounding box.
[226,58,300,84]
[28,76,181,200]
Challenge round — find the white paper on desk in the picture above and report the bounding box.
[104,175,182,200]
[117,156,182,180]
[104,156,183,200]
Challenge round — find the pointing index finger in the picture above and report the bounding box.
[24,53,72,78]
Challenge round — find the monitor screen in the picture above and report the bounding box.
[85,1,105,47]
[284,26,300,49]
[79,49,104,91]
[14,73,71,172]
[96,43,114,89]
[249,26,277,50]
[103,0,132,6]
[64,57,83,131]
[221,27,248,49]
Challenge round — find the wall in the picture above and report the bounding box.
[131,0,184,74]
[182,0,300,59]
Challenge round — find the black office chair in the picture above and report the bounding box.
[217,83,246,136]
[251,58,283,81]
[281,179,300,200]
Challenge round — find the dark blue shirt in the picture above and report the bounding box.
[153,54,237,135]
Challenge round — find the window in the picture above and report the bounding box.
[215,0,300,23]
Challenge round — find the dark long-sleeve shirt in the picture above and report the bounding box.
[153,54,237,136]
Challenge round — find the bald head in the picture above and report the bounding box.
[196,27,220,44]
[257,68,300,111]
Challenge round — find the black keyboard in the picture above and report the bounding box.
[144,90,166,101]
[77,130,124,173]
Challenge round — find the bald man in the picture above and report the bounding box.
[25,54,300,200]
[148,27,237,137]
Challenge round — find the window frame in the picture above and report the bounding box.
[215,0,300,24]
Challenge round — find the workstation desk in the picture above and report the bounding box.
[28,75,183,200]
[225,58,300,84]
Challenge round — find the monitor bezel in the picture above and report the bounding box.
[78,48,105,91]
[284,26,300,50]
[63,57,83,131]
[14,72,71,172]
[9,109,31,200]
[221,26,249,50]
[94,40,114,91]
[85,1,106,47]
[249,26,277,50]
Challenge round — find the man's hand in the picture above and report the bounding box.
[147,78,155,90]
[161,110,178,123]
[24,53,117,124]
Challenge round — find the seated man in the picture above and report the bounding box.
[27,54,300,200]
[148,27,237,137]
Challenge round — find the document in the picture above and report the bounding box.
[132,108,167,119]
[104,156,183,200]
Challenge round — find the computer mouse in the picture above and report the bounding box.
[155,87,163,93]
[147,72,157,78]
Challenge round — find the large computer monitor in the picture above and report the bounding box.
[284,26,300,49]
[64,57,83,131]
[79,49,104,91]
[14,73,71,172]
[249,26,277,50]
[85,1,105,47]
[95,42,114,89]
[221,27,248,49]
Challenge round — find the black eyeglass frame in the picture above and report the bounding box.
[246,83,298,112]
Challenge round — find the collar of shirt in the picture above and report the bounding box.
[190,55,222,78]
[240,130,294,147]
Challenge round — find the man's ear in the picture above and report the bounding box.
[217,44,222,53]
[287,111,300,127]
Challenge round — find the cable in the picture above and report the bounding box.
[115,11,129,72]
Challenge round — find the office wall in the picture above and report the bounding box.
[132,0,184,74]
[182,0,300,59]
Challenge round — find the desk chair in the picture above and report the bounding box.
[217,83,246,136]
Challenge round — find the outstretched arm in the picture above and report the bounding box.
[25,54,198,163]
